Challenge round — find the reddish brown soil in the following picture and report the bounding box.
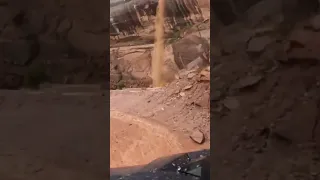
[110,68,210,170]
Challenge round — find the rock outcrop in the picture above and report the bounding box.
[0,0,110,89]
[212,0,320,179]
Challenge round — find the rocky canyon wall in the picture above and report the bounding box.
[0,0,110,89]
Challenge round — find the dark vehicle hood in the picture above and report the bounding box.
[110,149,210,180]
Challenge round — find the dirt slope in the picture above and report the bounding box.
[111,68,210,140]
[110,67,210,169]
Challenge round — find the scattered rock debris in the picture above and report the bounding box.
[232,75,263,90]
[222,97,240,110]
[190,130,205,144]
[212,1,320,179]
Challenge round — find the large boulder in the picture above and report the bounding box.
[171,35,210,70]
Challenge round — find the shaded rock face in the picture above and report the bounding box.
[212,0,320,180]
[0,0,110,89]
[172,35,210,70]
[212,0,319,27]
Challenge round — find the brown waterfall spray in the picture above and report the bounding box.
[152,0,165,87]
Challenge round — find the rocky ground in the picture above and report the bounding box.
[111,67,210,138]
[110,66,210,175]
[212,0,320,179]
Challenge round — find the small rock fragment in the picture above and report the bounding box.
[142,112,155,118]
[199,70,210,81]
[57,18,72,34]
[309,14,320,30]
[211,104,224,113]
[186,56,203,70]
[200,69,210,76]
[190,130,205,144]
[221,29,253,53]
[247,36,274,53]
[289,29,313,46]
[183,85,193,91]
[179,92,186,97]
[187,72,196,79]
[211,91,222,101]
[287,48,320,63]
[223,97,240,110]
[194,93,210,107]
[234,75,263,89]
